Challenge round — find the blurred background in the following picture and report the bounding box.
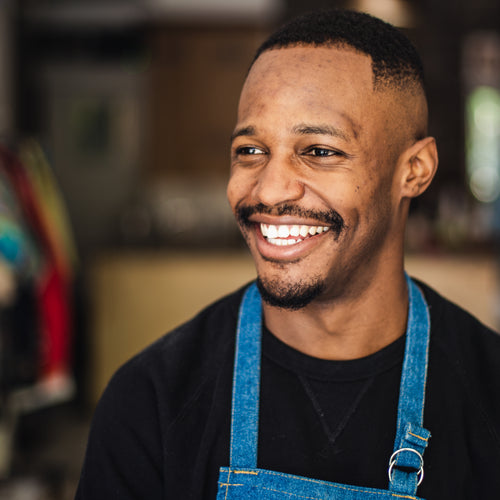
[0,0,499,498]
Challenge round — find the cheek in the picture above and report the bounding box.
[330,176,390,231]
[357,181,396,238]
[226,171,246,211]
[308,175,361,220]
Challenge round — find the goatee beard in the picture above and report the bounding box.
[236,202,343,309]
[256,276,325,310]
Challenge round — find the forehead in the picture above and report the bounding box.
[238,46,382,136]
[247,45,374,87]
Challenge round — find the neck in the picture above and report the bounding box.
[262,268,409,360]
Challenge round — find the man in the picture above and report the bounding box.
[76,9,500,499]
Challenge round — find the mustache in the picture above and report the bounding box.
[236,203,346,235]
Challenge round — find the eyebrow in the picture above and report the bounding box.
[292,123,351,142]
[230,123,354,143]
[230,126,256,142]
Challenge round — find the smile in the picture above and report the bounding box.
[260,223,330,246]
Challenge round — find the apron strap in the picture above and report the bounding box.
[229,282,262,468]
[388,275,431,495]
[230,275,431,496]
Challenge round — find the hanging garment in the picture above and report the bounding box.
[19,139,77,281]
[0,143,75,386]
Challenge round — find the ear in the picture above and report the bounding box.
[398,137,438,199]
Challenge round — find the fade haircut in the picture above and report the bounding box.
[253,9,424,92]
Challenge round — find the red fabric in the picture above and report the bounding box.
[0,144,72,379]
[38,266,72,376]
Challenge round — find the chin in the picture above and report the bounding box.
[256,275,325,310]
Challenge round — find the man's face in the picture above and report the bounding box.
[227,46,408,309]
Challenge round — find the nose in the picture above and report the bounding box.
[251,154,305,207]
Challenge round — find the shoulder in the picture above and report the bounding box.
[131,282,246,372]
[97,283,248,425]
[417,279,500,443]
[417,278,500,359]
[77,285,249,498]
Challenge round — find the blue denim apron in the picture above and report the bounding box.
[217,275,431,500]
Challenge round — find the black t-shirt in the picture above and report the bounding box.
[76,281,500,499]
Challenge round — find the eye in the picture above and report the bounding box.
[303,146,341,157]
[235,146,266,156]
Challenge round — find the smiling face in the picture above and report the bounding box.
[227,45,424,309]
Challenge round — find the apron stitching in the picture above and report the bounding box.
[229,305,243,467]
[408,431,428,442]
[256,483,417,498]
[420,284,431,425]
[236,469,417,497]
[223,470,231,500]
[258,486,325,499]
[259,468,389,488]
[219,476,417,500]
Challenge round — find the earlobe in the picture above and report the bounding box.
[400,137,438,199]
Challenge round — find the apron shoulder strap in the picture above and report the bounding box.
[229,282,262,468]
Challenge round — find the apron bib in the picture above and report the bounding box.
[217,275,431,500]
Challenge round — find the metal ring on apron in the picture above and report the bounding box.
[388,448,424,486]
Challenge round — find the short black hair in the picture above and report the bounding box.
[253,9,424,91]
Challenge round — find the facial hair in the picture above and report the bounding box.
[237,203,345,238]
[256,275,325,310]
[236,202,346,310]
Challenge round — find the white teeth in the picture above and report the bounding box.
[267,225,278,238]
[277,225,290,238]
[260,223,331,246]
[268,238,301,246]
[299,226,309,237]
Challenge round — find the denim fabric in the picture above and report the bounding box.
[389,276,431,495]
[217,275,431,500]
[395,275,431,444]
[229,282,262,468]
[216,468,424,500]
